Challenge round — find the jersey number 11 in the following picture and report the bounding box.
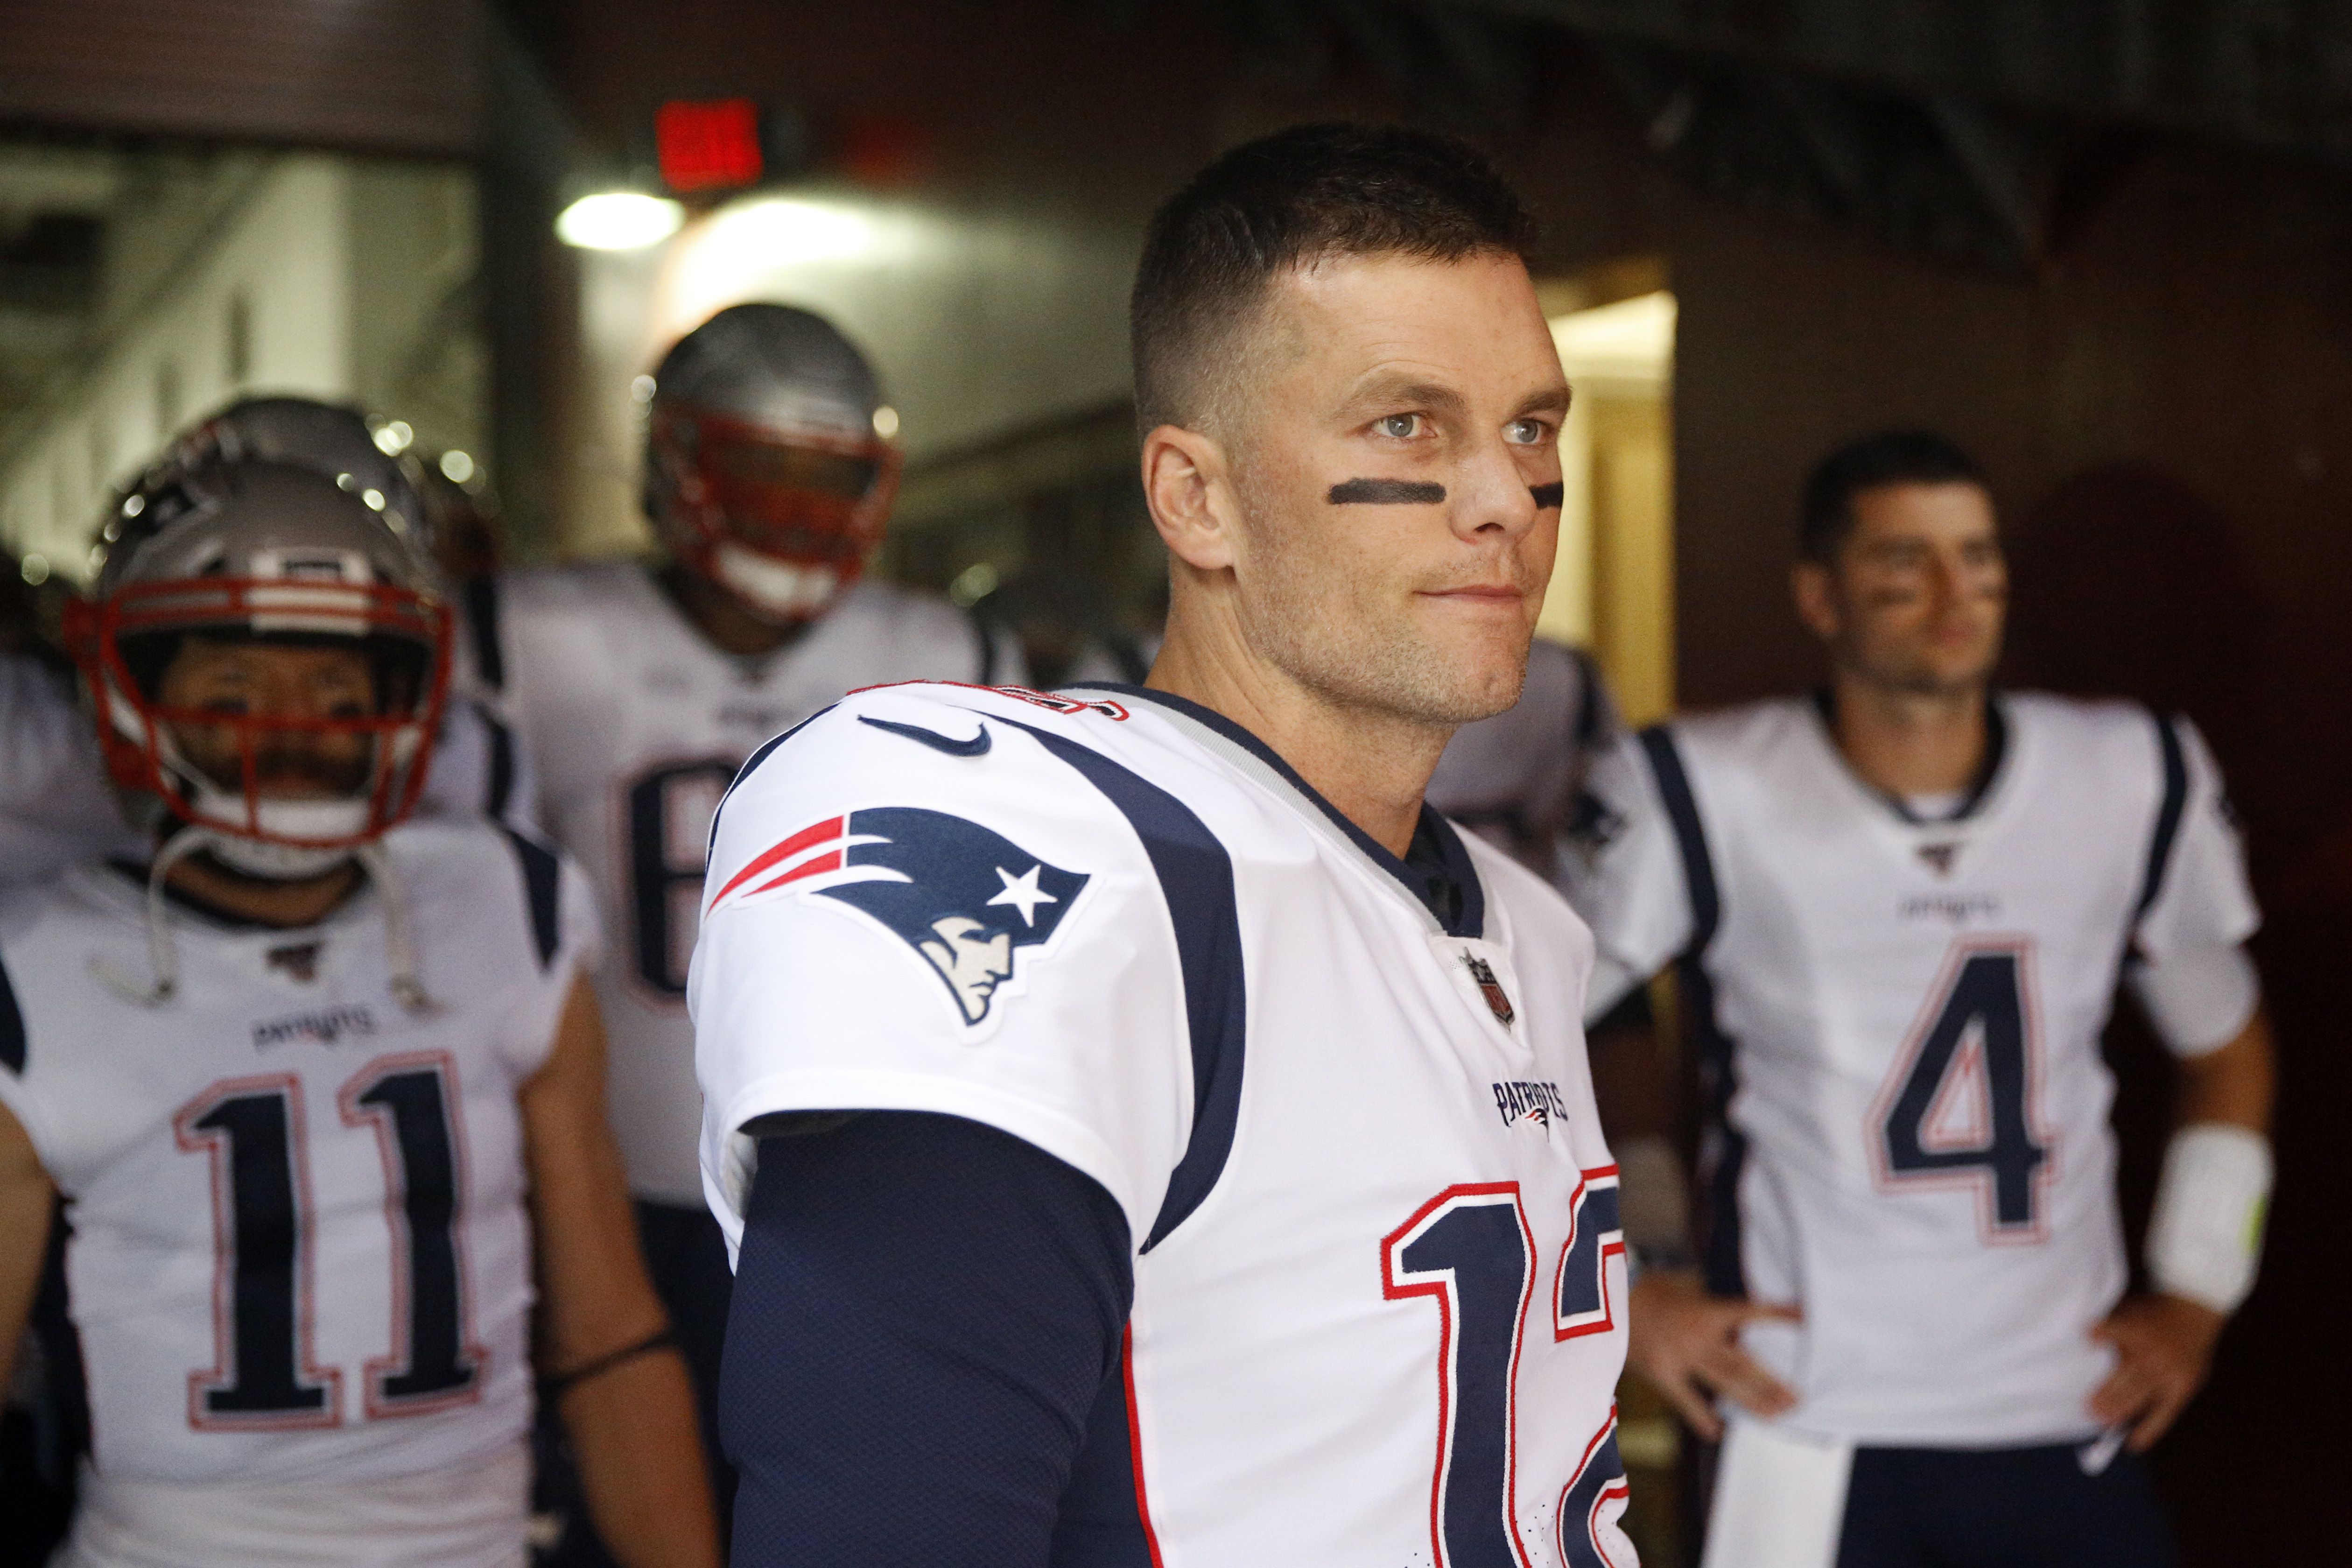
[175,1051,483,1429]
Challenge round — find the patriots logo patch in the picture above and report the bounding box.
[708,807,1088,1025]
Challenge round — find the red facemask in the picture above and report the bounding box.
[650,404,902,624]
[65,577,451,861]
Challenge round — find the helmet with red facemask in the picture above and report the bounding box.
[65,459,452,882]
[642,303,902,624]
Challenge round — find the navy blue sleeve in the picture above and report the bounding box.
[721,1111,1135,1568]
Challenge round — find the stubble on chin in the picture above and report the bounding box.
[1235,480,1535,728]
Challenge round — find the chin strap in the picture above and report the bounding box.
[90,825,435,1014]
[90,824,214,1006]
[354,839,435,1014]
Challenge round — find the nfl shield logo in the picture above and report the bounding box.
[1465,954,1516,1027]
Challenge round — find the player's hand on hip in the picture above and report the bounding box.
[2089,1292,2226,1452]
[1627,1268,1801,1440]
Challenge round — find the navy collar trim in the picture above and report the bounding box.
[1065,683,1487,938]
[1809,687,2012,826]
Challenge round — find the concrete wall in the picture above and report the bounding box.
[564,185,1139,557]
[0,152,478,582]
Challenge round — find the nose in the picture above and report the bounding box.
[1449,433,1543,544]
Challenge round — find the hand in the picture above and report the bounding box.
[2089,1293,2226,1452]
[1627,1268,1801,1440]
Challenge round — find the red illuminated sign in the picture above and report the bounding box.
[656,99,765,193]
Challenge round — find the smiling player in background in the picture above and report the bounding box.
[0,460,716,1568]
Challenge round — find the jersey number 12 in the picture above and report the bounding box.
[1382,1174,1634,1568]
[1872,939,2051,1239]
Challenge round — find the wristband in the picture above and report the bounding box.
[541,1326,679,1403]
[2145,1123,2271,1315]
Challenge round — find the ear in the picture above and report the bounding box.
[1141,423,1242,573]
[1791,560,1842,644]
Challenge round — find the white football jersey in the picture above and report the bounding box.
[1564,693,2259,1446]
[0,653,143,883]
[0,820,596,1498]
[694,682,1637,1567]
[478,561,1021,1204]
[1428,639,1621,880]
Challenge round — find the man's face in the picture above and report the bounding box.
[1220,250,1567,727]
[156,636,379,798]
[1795,481,2007,697]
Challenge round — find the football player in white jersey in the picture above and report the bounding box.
[0,461,717,1568]
[4,399,539,896]
[466,301,1024,1546]
[693,123,1635,1566]
[1564,430,2276,1568]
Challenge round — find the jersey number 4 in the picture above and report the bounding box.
[1871,938,2052,1240]
[1382,1174,1635,1568]
[174,1052,483,1429]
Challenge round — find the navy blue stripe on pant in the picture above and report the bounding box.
[1837,1441,2175,1568]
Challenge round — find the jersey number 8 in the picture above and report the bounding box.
[626,759,740,997]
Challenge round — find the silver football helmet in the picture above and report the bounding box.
[143,395,433,559]
[642,303,901,624]
[69,460,451,882]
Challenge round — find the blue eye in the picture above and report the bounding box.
[1505,418,1546,446]
[1377,414,1421,439]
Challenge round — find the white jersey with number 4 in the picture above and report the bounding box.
[0,821,595,1560]
[1565,692,2258,1447]
[694,682,1636,1567]
[477,562,1018,1206]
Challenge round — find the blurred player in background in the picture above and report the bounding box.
[2,398,535,888]
[0,458,715,1567]
[2,566,143,886]
[464,302,1022,1551]
[138,397,539,831]
[1566,429,2275,1568]
[695,123,1632,1567]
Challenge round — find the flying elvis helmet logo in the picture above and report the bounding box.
[711,806,1088,1024]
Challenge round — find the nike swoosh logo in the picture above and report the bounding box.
[858,715,992,756]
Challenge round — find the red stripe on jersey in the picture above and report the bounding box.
[708,815,843,913]
[1123,1325,1167,1568]
[750,848,841,895]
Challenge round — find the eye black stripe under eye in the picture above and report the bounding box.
[1530,482,1564,509]
[1327,478,1446,505]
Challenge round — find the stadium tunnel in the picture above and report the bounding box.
[6,2,2352,1561]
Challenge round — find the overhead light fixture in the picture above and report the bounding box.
[557,191,686,251]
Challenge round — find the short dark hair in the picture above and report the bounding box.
[1130,122,1537,434]
[1799,429,1988,564]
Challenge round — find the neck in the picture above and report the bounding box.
[162,848,362,929]
[1825,667,1990,800]
[1147,611,1448,858]
[656,562,808,659]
